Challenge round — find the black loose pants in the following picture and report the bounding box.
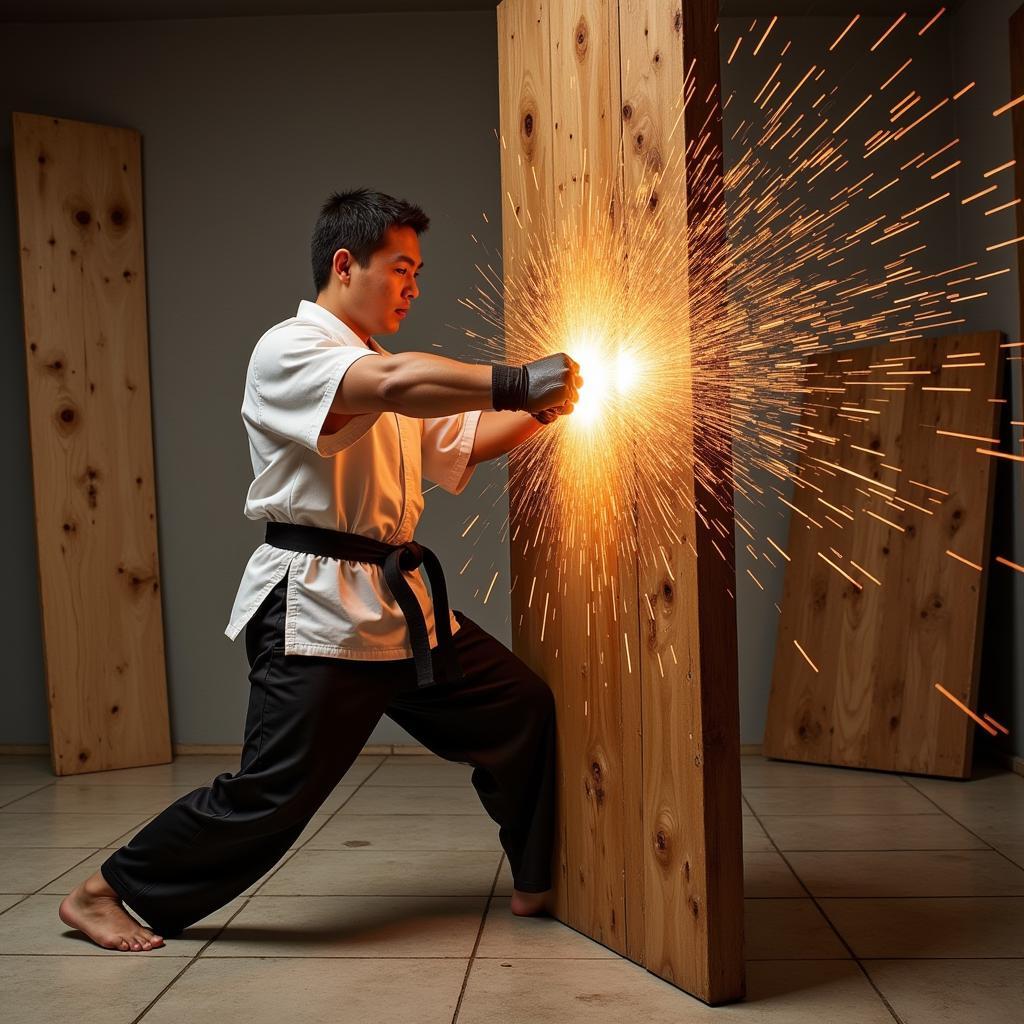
[100,575,556,936]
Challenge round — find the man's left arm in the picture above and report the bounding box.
[468,410,545,466]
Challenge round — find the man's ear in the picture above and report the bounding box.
[332,248,353,284]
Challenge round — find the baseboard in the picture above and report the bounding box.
[995,752,1024,778]
[171,743,432,757]
[4,741,1016,771]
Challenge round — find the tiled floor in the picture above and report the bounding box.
[1,751,1022,1023]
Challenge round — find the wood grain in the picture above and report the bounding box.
[12,113,170,776]
[764,333,1004,779]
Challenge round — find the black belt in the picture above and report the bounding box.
[264,522,460,688]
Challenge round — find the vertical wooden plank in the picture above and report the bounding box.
[764,333,1004,778]
[499,0,744,1003]
[620,0,744,1004]
[12,113,170,775]
[546,0,637,956]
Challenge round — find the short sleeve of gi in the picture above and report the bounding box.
[421,410,482,494]
[252,329,381,457]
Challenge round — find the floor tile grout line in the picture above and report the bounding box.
[745,801,905,1024]
[3,952,1019,960]
[900,776,1024,872]
[132,897,256,1024]
[450,852,504,1024]
[0,781,57,810]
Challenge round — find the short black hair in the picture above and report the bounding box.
[311,188,430,293]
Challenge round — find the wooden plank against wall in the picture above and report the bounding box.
[764,333,1004,778]
[13,113,170,775]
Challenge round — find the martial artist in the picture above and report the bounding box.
[59,188,581,952]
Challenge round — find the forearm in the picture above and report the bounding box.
[336,351,494,419]
[468,410,544,466]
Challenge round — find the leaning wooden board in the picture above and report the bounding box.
[764,332,1004,778]
[13,113,171,775]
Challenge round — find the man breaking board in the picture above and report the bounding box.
[59,189,583,951]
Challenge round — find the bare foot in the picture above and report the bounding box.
[58,870,165,952]
[510,887,550,916]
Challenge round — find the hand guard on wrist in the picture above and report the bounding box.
[491,363,529,411]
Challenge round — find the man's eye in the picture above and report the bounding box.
[395,268,407,275]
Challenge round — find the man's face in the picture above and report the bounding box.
[343,225,422,337]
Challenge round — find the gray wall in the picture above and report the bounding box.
[0,11,507,747]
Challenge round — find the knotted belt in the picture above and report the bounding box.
[264,521,460,689]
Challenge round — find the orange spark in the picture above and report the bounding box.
[934,683,998,736]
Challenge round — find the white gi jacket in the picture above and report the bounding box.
[224,300,481,660]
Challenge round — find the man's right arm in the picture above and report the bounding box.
[332,351,494,420]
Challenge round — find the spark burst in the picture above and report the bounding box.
[447,9,1017,734]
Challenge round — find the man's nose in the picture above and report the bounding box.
[406,278,419,300]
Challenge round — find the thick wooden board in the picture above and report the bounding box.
[13,113,170,776]
[764,333,1004,778]
[499,0,744,1005]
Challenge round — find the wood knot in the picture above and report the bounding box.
[653,50,661,66]
[111,705,119,715]
[688,896,700,918]
[78,750,89,762]
[662,581,673,602]
[523,111,534,138]
[110,206,127,226]
[574,16,588,60]
[58,406,76,424]
[648,191,659,211]
[74,209,92,226]
[674,9,682,32]
[655,829,668,851]
[622,103,633,120]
